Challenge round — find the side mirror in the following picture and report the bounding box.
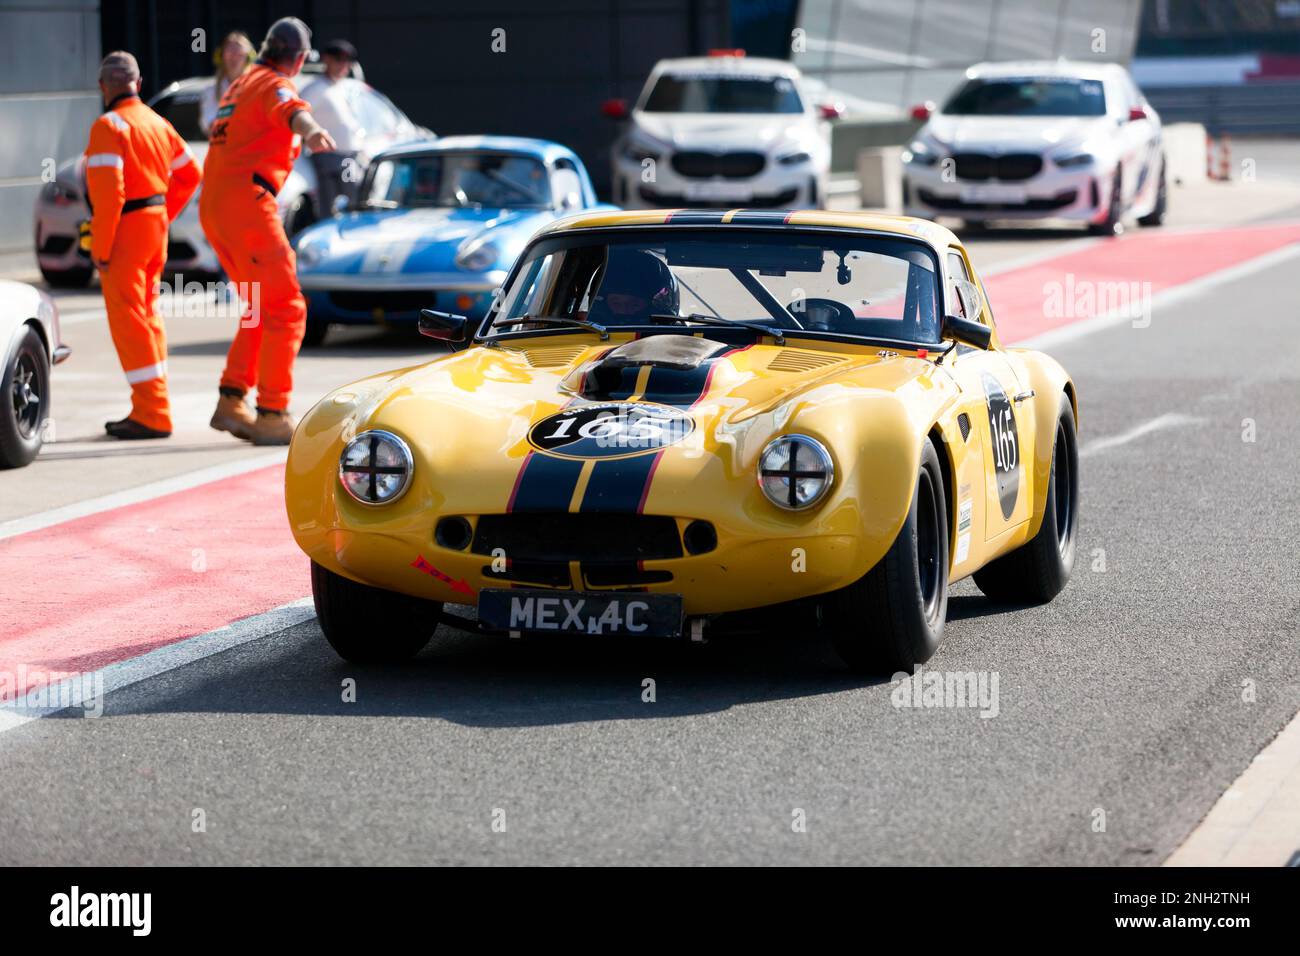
[600,97,629,120]
[1127,105,1148,122]
[909,101,934,122]
[419,309,467,343]
[942,314,992,350]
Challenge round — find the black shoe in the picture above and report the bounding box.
[105,418,171,440]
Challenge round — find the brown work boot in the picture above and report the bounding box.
[248,408,296,446]
[210,391,256,439]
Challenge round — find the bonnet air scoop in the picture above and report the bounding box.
[577,334,730,402]
[599,335,727,371]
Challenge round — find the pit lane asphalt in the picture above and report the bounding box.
[1,240,1297,866]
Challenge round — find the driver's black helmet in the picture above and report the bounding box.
[589,248,679,324]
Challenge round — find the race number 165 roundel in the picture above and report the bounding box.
[981,373,1021,520]
[528,402,695,459]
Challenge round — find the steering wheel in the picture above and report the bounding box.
[789,297,856,332]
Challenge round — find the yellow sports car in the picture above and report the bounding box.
[286,209,1078,672]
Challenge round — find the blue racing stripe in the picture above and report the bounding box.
[509,453,585,512]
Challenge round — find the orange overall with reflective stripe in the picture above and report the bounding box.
[199,63,310,412]
[84,93,201,432]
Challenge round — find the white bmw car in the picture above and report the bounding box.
[903,61,1166,234]
[607,52,839,210]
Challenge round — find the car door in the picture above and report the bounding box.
[943,249,1034,540]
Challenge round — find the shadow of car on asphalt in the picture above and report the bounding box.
[104,616,896,728]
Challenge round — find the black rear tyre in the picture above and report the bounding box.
[827,439,949,673]
[973,394,1078,603]
[311,561,442,663]
[1,326,50,469]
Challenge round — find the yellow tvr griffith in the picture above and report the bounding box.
[285,209,1079,672]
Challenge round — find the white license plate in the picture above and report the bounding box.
[684,182,753,203]
[959,184,1027,204]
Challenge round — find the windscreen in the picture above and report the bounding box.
[488,231,942,344]
[643,73,804,114]
[943,77,1107,117]
[362,152,550,209]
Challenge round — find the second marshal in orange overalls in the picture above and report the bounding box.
[200,17,336,445]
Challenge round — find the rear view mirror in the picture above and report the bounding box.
[941,314,992,349]
[419,309,467,342]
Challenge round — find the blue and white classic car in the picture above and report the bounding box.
[293,136,615,345]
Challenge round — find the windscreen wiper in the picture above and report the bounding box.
[650,313,786,345]
[495,314,609,339]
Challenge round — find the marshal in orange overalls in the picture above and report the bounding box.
[200,62,310,414]
[85,93,200,433]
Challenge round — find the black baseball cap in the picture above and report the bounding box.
[323,39,357,61]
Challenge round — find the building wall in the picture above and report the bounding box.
[0,0,102,253]
[794,0,1143,116]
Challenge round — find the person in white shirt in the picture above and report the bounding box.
[299,39,364,215]
[199,31,254,137]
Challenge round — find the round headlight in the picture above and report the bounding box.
[455,238,498,272]
[758,435,834,510]
[339,430,413,505]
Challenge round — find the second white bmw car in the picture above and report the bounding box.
[903,61,1166,234]
[607,52,838,210]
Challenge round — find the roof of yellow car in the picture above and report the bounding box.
[541,208,961,249]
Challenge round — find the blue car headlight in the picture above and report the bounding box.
[296,237,327,267]
[455,237,499,272]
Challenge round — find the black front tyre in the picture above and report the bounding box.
[1087,172,1124,236]
[300,321,330,348]
[973,394,1078,603]
[311,561,442,663]
[1,326,50,469]
[1137,157,1167,227]
[826,439,950,673]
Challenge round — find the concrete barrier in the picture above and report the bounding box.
[856,147,904,212]
[1162,122,1208,186]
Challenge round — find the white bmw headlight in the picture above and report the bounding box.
[455,237,499,272]
[758,435,834,510]
[339,430,413,505]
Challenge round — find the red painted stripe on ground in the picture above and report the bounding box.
[3,221,1298,702]
[0,463,304,700]
[984,221,1300,343]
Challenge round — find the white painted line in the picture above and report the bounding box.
[977,236,1103,278]
[0,599,315,736]
[57,308,107,326]
[0,449,286,541]
[1011,241,1300,350]
[1081,412,1205,458]
[1165,707,1300,867]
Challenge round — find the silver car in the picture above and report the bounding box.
[902,61,1166,235]
[1,280,69,468]
[34,69,429,287]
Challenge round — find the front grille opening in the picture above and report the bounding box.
[472,513,684,562]
[953,152,1044,182]
[671,150,766,179]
